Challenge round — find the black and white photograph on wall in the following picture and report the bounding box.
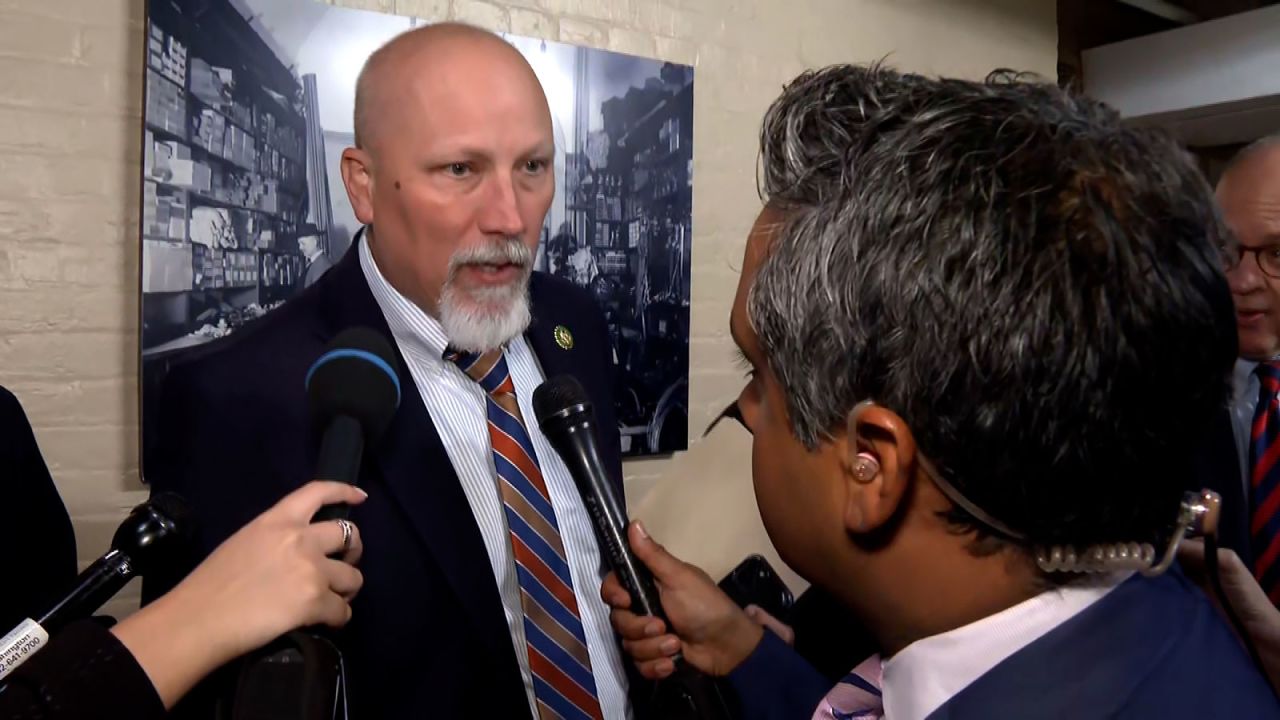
[138,0,694,464]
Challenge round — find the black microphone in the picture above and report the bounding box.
[303,326,401,522]
[0,493,192,681]
[221,328,402,720]
[533,375,733,720]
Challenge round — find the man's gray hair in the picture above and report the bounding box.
[744,64,1236,548]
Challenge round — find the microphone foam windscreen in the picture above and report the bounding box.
[532,374,593,426]
[305,327,402,440]
[149,492,195,540]
[115,492,196,575]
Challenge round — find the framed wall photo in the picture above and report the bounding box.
[138,0,694,473]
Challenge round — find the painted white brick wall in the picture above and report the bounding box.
[0,0,1055,614]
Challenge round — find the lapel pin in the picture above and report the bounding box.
[553,325,574,350]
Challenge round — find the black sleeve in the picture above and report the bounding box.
[0,387,77,633]
[0,620,165,720]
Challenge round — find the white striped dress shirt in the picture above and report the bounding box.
[359,237,632,719]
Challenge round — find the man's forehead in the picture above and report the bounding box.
[1221,144,1280,196]
[359,28,544,146]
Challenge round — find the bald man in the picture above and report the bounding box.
[1195,136,1280,603]
[146,24,634,719]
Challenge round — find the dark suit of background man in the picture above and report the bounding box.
[295,223,333,291]
[1197,136,1280,603]
[145,23,636,719]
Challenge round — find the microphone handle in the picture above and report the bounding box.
[0,550,136,683]
[38,549,134,636]
[223,418,361,714]
[552,420,732,720]
[554,422,665,617]
[311,414,364,523]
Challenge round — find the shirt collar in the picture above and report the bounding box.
[1236,357,1261,402]
[359,230,451,366]
[881,573,1127,720]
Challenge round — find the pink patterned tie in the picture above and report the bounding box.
[812,655,883,720]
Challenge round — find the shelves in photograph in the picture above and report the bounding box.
[148,67,185,92]
[195,147,256,174]
[146,122,187,143]
[190,94,254,136]
[189,191,279,218]
[145,177,186,192]
[637,150,686,168]
[193,282,258,293]
[650,190,691,204]
[618,84,693,149]
[142,332,216,358]
[143,233,184,243]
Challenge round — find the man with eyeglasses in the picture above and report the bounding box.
[1197,136,1280,609]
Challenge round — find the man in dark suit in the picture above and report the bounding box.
[1197,137,1280,592]
[146,23,633,719]
[295,223,333,291]
[603,66,1279,718]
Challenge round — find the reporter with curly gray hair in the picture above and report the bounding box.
[603,64,1280,719]
[1,481,365,720]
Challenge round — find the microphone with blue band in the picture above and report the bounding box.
[304,327,402,523]
[223,328,402,720]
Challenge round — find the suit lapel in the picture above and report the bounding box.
[524,274,626,499]
[525,274,582,382]
[316,229,517,666]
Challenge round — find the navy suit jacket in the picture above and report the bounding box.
[144,235,629,718]
[729,569,1280,719]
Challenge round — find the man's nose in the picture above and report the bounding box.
[477,172,525,238]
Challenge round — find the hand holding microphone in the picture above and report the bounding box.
[600,523,765,680]
[219,327,400,719]
[110,481,367,710]
[533,375,734,719]
[0,482,368,719]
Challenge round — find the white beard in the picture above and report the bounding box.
[439,238,534,353]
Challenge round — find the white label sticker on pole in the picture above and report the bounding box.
[0,619,49,680]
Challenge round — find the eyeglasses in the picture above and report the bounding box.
[1222,243,1280,279]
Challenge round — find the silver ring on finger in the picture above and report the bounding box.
[336,519,353,556]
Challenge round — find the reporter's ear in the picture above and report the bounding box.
[841,402,917,536]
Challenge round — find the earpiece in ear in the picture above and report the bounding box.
[846,401,881,484]
[852,452,880,483]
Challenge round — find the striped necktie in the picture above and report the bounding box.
[447,347,605,720]
[1250,361,1280,602]
[813,655,883,720]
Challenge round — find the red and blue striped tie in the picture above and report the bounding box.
[448,347,604,720]
[1250,361,1280,602]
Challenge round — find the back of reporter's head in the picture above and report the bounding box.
[746,64,1236,588]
